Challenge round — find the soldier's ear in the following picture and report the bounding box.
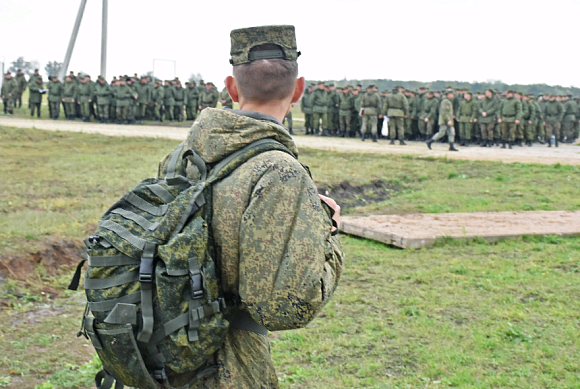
[291,77,305,104]
[225,76,239,103]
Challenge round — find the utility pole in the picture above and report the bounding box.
[100,0,108,79]
[58,0,88,81]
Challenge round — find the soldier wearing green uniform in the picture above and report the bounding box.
[310,81,327,136]
[173,81,185,121]
[152,80,165,122]
[426,90,458,151]
[404,90,417,140]
[62,76,78,120]
[47,76,62,119]
[360,85,382,142]
[151,25,344,389]
[2,72,17,114]
[456,92,478,146]
[561,94,578,143]
[544,94,564,147]
[163,80,175,121]
[383,87,409,145]
[115,78,137,124]
[220,86,234,109]
[95,76,112,123]
[300,84,314,134]
[338,86,354,137]
[77,76,93,122]
[134,76,151,123]
[198,82,219,111]
[14,69,27,109]
[28,76,44,117]
[185,82,199,121]
[521,94,536,146]
[478,89,498,147]
[497,90,522,149]
[324,84,339,136]
[419,91,438,139]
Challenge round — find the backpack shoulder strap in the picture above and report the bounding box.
[206,138,295,184]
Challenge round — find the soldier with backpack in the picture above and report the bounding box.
[72,25,344,389]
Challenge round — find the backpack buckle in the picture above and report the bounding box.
[190,272,204,299]
[152,367,167,383]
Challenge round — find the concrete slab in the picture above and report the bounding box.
[341,211,580,248]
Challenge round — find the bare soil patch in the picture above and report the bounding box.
[0,238,84,281]
[317,180,399,209]
[341,210,580,248]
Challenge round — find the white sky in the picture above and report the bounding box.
[1,0,578,87]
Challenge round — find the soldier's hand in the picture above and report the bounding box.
[447,120,453,126]
[319,195,340,233]
[379,115,383,119]
[469,119,473,123]
[71,99,75,103]
[482,112,487,117]
[543,122,546,125]
[424,118,429,123]
[474,119,477,122]
[498,118,502,123]
[62,99,65,102]
[89,99,92,102]
[515,119,520,124]
[529,120,532,124]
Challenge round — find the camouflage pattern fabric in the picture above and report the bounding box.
[230,25,300,65]
[157,108,344,388]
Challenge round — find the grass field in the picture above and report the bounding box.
[0,127,579,388]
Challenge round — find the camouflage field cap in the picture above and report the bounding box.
[230,25,301,65]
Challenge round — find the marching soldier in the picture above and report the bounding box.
[426,90,458,151]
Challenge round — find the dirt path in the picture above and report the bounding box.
[342,210,580,248]
[2,117,579,165]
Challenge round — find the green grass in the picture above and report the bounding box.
[1,127,579,388]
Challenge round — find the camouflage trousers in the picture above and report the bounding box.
[480,123,495,140]
[562,121,575,140]
[495,122,502,139]
[501,122,517,142]
[405,118,414,137]
[312,113,324,133]
[98,104,109,120]
[164,104,173,120]
[14,91,23,108]
[116,106,129,121]
[174,103,184,121]
[545,122,561,141]
[30,103,41,117]
[431,124,455,143]
[186,105,197,121]
[536,122,545,138]
[389,117,405,140]
[64,102,76,117]
[3,96,14,113]
[136,103,147,119]
[80,102,91,118]
[49,101,60,119]
[325,112,336,130]
[339,114,351,135]
[304,113,313,130]
[516,123,525,140]
[459,122,474,140]
[154,103,162,120]
[283,111,293,131]
[361,115,378,135]
[524,122,536,141]
[418,119,435,136]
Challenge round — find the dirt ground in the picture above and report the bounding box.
[2,117,579,166]
[341,211,580,248]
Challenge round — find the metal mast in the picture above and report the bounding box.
[58,0,88,81]
[100,0,108,79]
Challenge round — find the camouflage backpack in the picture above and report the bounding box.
[69,138,293,389]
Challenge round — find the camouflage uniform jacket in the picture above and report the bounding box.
[219,87,233,109]
[438,98,454,125]
[185,86,199,107]
[544,101,564,124]
[15,74,27,93]
[383,91,409,118]
[94,82,113,105]
[300,90,312,114]
[456,99,478,122]
[478,97,498,124]
[157,108,344,388]
[339,93,354,116]
[310,89,327,113]
[499,97,522,123]
[47,80,63,102]
[421,96,439,121]
[562,100,578,122]
[361,92,382,116]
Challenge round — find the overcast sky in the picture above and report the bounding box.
[1,0,578,87]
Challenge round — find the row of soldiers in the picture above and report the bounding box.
[300,82,580,147]
[2,70,235,124]
[1,69,44,115]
